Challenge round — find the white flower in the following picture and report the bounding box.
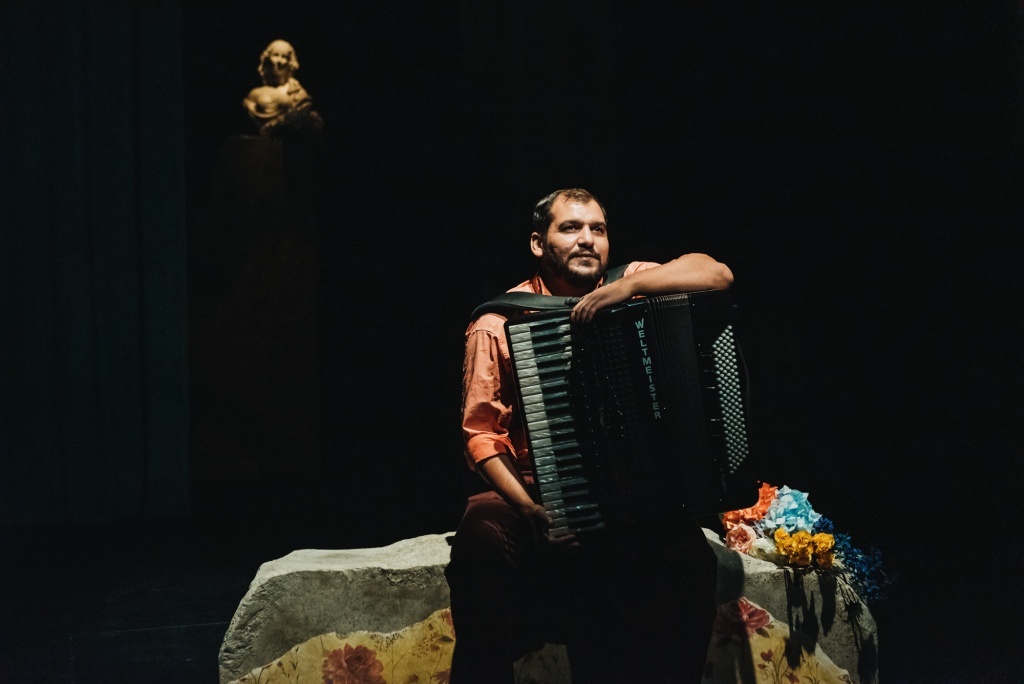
[748,537,786,565]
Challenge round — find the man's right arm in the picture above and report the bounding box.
[462,324,563,542]
[476,452,553,540]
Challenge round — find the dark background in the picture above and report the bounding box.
[3,0,1023,681]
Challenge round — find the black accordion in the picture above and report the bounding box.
[506,290,759,539]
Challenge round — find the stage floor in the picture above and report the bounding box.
[0,515,1017,683]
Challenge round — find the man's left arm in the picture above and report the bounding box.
[571,253,733,323]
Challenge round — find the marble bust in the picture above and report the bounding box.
[243,40,323,136]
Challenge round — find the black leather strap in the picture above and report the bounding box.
[469,293,579,320]
[470,264,629,320]
[604,263,628,285]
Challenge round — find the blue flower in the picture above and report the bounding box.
[760,485,822,534]
[813,516,835,534]
[837,542,893,605]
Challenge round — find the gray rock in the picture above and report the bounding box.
[218,533,453,684]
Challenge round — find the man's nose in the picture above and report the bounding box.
[577,226,595,245]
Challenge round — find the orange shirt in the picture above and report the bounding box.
[461,262,659,479]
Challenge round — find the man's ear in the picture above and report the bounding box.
[530,232,545,258]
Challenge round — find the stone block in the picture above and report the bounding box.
[218,533,453,684]
[219,530,878,684]
[705,529,878,684]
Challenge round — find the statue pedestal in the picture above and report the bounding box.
[188,136,325,515]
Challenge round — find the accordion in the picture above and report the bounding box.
[506,290,759,539]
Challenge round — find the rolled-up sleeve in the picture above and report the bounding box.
[458,264,655,474]
[461,324,516,470]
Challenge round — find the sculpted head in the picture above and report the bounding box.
[258,40,300,86]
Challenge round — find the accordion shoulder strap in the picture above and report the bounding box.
[470,264,629,320]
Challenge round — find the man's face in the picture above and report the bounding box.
[265,41,294,85]
[531,197,610,293]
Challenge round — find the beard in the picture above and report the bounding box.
[541,244,606,290]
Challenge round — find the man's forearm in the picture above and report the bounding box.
[477,452,558,541]
[621,253,733,297]
[572,253,733,323]
[477,452,536,513]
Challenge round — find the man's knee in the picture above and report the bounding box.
[447,492,526,585]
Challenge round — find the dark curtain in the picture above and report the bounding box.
[0,0,187,524]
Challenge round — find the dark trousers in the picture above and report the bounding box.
[445,491,717,683]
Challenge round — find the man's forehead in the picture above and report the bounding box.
[550,197,605,224]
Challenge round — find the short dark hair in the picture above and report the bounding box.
[531,188,607,238]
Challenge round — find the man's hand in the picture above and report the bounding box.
[477,453,579,547]
[570,279,632,324]
[515,501,579,548]
[515,501,552,537]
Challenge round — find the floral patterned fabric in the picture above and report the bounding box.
[704,598,851,684]
[229,600,849,684]
[230,609,457,684]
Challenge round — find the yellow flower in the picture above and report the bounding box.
[773,528,836,568]
[792,548,813,566]
[815,550,835,570]
[791,531,812,549]
[812,533,835,553]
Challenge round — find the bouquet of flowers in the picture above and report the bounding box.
[720,483,893,605]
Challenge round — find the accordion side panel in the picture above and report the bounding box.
[686,291,760,513]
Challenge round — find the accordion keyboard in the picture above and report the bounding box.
[508,314,605,538]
